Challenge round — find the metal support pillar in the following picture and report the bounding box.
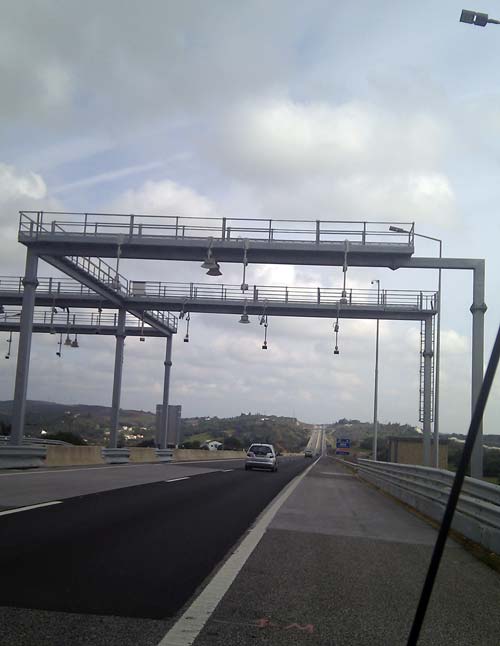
[422,318,433,467]
[109,308,126,449]
[159,335,173,449]
[10,249,39,445]
[470,261,486,478]
[373,318,380,461]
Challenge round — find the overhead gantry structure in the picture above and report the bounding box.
[0,212,486,475]
[0,274,438,466]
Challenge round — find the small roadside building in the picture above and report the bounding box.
[200,440,223,451]
[388,436,448,469]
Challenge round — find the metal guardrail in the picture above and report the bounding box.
[356,459,500,554]
[127,281,437,310]
[0,436,71,446]
[0,274,178,333]
[0,277,439,311]
[0,308,164,330]
[19,211,415,246]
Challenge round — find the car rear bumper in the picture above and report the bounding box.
[245,458,276,469]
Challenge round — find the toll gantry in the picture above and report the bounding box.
[0,211,486,476]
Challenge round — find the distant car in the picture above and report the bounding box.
[304,449,313,458]
[245,443,278,472]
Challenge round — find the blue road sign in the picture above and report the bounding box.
[335,450,350,455]
[336,438,351,449]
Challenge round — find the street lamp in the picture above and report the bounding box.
[389,226,442,468]
[460,9,500,26]
[371,279,381,461]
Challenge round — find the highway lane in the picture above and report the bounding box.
[0,456,309,620]
[0,458,247,509]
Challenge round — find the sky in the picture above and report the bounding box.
[1,1,500,432]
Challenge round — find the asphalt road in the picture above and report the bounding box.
[0,456,308,620]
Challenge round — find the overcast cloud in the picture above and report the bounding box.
[1,1,499,433]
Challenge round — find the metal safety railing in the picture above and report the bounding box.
[0,277,437,312]
[127,281,438,311]
[0,275,178,333]
[0,276,96,296]
[65,255,130,293]
[356,459,500,554]
[19,211,415,247]
[0,308,168,331]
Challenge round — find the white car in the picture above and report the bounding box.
[245,443,278,472]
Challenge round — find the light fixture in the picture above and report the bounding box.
[184,313,190,342]
[261,314,268,349]
[5,331,12,359]
[64,335,72,347]
[201,257,218,270]
[241,240,249,291]
[56,333,63,357]
[340,239,349,303]
[389,225,407,234]
[239,300,251,324]
[460,9,500,26]
[71,335,79,348]
[96,307,102,334]
[333,304,340,355]
[201,237,222,275]
[206,262,222,277]
[139,313,145,341]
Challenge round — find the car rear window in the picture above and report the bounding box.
[249,445,272,456]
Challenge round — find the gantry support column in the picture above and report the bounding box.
[471,261,486,479]
[422,317,433,467]
[102,309,129,464]
[157,335,173,462]
[0,250,46,468]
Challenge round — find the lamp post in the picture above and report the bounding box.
[389,226,442,468]
[460,9,500,26]
[371,279,380,461]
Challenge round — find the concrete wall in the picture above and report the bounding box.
[44,445,244,467]
[46,445,104,467]
[172,449,244,461]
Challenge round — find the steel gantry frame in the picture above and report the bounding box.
[0,270,438,468]
[2,211,486,476]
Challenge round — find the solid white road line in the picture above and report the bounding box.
[0,501,62,517]
[221,469,234,473]
[166,477,191,483]
[157,456,321,646]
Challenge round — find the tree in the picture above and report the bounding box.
[43,431,87,445]
[0,421,10,436]
[223,435,243,450]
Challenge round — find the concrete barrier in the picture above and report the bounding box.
[44,445,245,467]
[46,445,104,467]
[173,449,245,461]
[129,447,158,463]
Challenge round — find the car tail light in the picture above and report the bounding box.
[267,453,273,458]
[247,452,255,457]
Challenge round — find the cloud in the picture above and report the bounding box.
[205,97,456,225]
[108,178,218,218]
[0,163,61,273]
[0,164,47,204]
[211,98,448,177]
[52,161,165,194]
